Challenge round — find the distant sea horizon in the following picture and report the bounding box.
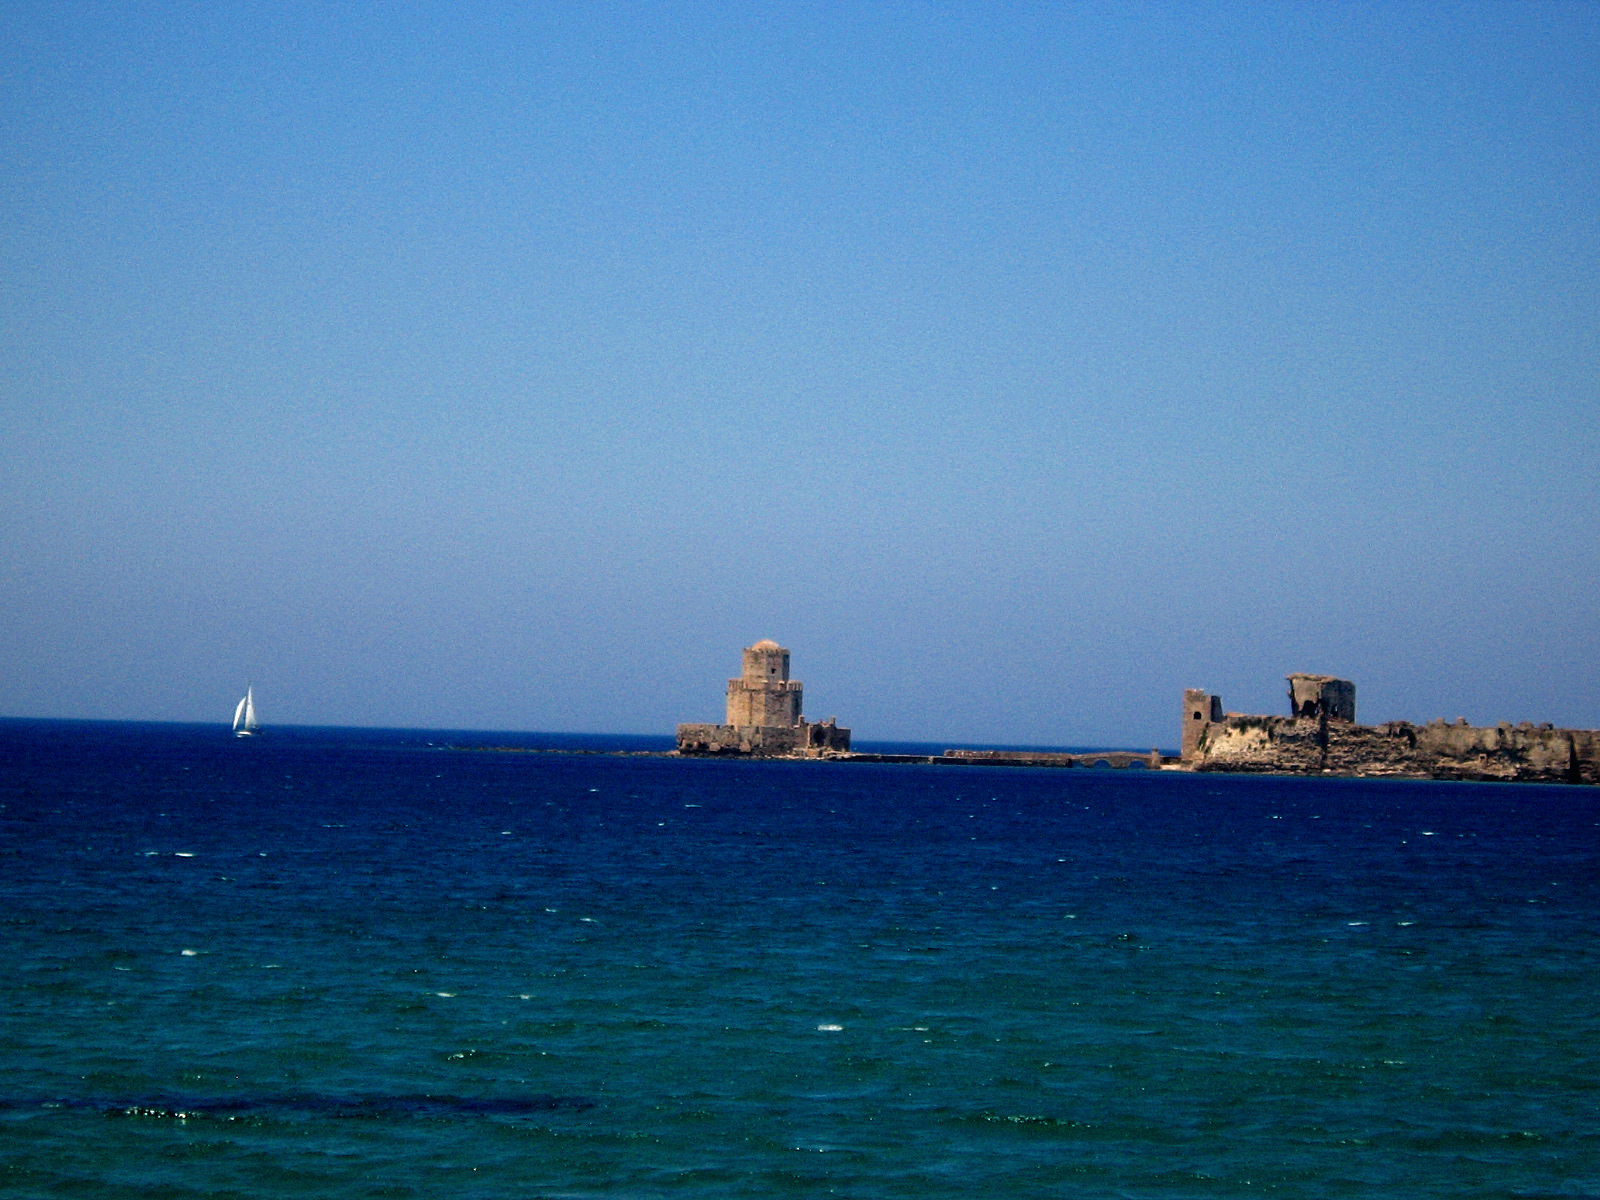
[0,714,1182,760]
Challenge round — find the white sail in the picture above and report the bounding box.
[233,686,259,736]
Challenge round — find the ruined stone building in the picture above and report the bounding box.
[676,640,852,757]
[1183,674,1600,784]
[1287,673,1355,721]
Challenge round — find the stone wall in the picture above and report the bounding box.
[676,719,851,758]
[727,681,803,727]
[943,749,1165,769]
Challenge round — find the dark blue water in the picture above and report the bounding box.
[2,718,1597,1198]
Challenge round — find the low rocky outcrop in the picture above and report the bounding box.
[1184,677,1599,784]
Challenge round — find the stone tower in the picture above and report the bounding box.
[1182,688,1224,760]
[1287,674,1356,722]
[677,640,851,757]
[727,639,803,727]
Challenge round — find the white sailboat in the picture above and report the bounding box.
[232,685,260,737]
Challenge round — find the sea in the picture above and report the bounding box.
[2,718,1597,1200]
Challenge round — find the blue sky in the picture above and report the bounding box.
[4,2,1596,746]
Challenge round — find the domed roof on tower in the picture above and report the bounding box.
[750,639,781,650]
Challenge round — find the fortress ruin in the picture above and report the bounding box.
[676,640,851,757]
[1183,674,1600,784]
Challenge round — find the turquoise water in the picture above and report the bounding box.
[2,720,1597,1198]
